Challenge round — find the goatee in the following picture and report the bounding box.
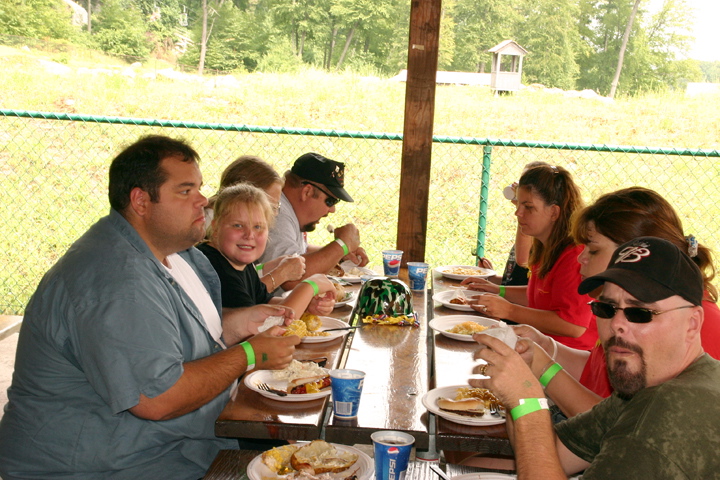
[604,336,647,400]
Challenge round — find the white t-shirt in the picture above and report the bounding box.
[165,253,224,347]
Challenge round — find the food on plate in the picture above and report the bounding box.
[328,264,345,277]
[271,360,332,394]
[437,387,501,417]
[290,440,359,475]
[262,444,299,474]
[443,266,488,276]
[446,321,489,335]
[344,266,365,277]
[449,297,468,305]
[283,313,330,338]
[287,375,332,394]
[333,282,347,302]
[436,397,486,416]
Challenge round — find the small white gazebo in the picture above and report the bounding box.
[488,40,528,93]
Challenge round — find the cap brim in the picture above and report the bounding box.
[326,185,354,202]
[578,269,677,304]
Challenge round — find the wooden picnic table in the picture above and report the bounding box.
[430,268,513,456]
[210,267,516,479]
[214,268,431,449]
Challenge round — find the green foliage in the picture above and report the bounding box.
[0,0,79,40]
[256,38,305,73]
[699,61,720,83]
[92,0,152,59]
[448,0,521,72]
[516,0,581,90]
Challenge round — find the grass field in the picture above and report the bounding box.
[1,45,719,314]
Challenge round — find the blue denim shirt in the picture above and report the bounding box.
[0,210,237,479]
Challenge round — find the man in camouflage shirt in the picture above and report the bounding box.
[472,236,720,479]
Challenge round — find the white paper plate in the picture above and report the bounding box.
[433,290,486,311]
[429,315,500,342]
[422,385,505,426]
[334,291,356,308]
[246,442,374,480]
[244,369,331,402]
[435,265,496,281]
[300,317,350,343]
[339,260,376,283]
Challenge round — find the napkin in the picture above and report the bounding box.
[478,321,518,349]
[258,315,285,333]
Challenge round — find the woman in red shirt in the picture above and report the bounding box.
[515,186,720,417]
[462,164,597,350]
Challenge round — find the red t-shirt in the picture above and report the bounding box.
[527,244,597,350]
[579,298,720,398]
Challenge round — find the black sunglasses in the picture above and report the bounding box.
[588,301,695,324]
[302,181,340,207]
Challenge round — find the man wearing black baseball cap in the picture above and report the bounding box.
[259,152,368,291]
[469,237,720,478]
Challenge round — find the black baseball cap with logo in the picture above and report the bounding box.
[291,152,353,202]
[578,236,703,306]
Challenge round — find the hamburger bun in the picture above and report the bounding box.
[290,440,358,474]
[437,397,486,416]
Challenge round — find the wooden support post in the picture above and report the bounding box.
[396,0,442,263]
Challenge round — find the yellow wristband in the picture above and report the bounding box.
[498,285,506,298]
[240,341,255,371]
[510,398,549,421]
[302,279,320,295]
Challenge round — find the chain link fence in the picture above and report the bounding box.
[2,109,719,314]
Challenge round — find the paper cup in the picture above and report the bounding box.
[406,262,429,291]
[371,430,415,480]
[382,250,403,277]
[329,369,365,418]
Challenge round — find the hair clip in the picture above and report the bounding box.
[687,235,698,257]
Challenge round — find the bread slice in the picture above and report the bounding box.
[290,440,358,474]
[261,444,299,474]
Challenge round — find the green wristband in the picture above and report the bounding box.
[302,279,320,295]
[539,362,563,387]
[510,398,549,421]
[240,341,255,371]
[498,285,506,298]
[335,238,350,256]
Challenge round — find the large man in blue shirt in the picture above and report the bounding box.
[0,135,300,479]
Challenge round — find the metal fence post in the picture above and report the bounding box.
[475,145,493,261]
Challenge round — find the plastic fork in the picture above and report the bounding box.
[256,382,288,396]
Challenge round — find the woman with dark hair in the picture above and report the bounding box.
[462,164,597,350]
[512,186,720,417]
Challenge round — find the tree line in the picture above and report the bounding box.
[3,0,718,96]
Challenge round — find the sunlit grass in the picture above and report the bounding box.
[1,45,719,314]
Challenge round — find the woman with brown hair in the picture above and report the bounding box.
[513,186,720,417]
[462,164,597,350]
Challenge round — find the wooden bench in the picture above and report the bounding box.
[0,316,22,341]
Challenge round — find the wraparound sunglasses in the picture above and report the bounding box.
[588,301,695,323]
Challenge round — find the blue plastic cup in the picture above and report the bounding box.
[382,250,403,277]
[407,262,429,291]
[371,430,415,480]
[329,369,365,418]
